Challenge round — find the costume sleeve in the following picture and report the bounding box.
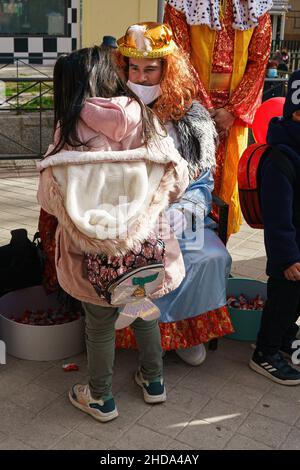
[170,169,214,225]
[260,157,300,274]
[164,3,213,108]
[225,13,272,125]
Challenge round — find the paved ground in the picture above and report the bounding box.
[0,168,300,451]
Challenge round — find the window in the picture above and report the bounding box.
[0,0,68,36]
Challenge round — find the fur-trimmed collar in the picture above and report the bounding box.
[174,100,217,179]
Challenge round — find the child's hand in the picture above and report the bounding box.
[284,263,300,281]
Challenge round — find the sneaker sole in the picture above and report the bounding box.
[249,359,300,386]
[68,391,119,422]
[134,373,167,404]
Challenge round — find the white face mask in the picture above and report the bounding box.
[127,80,162,105]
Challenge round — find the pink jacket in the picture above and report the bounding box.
[37,96,189,306]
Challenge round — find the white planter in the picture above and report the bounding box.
[0,286,85,361]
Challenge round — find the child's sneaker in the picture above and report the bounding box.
[69,384,118,422]
[249,349,300,385]
[134,369,167,403]
[134,369,166,404]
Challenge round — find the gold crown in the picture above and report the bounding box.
[117,22,176,59]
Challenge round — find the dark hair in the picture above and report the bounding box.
[50,45,159,155]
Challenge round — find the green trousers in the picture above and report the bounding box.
[82,302,163,399]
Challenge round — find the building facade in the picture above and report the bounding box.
[285,0,300,41]
[81,0,157,48]
[0,0,78,63]
[0,0,158,64]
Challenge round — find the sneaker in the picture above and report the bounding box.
[134,369,166,404]
[249,349,300,386]
[175,344,206,366]
[68,384,118,422]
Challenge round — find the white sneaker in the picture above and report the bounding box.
[176,344,206,366]
[69,384,118,422]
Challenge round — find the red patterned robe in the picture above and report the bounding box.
[164,0,272,235]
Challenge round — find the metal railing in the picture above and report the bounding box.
[271,39,300,53]
[263,77,288,101]
[0,56,55,78]
[0,77,54,160]
[270,40,300,72]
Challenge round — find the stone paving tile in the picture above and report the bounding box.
[253,393,300,426]
[280,428,300,450]
[269,382,300,403]
[238,412,292,449]
[13,416,71,450]
[164,385,210,416]
[32,364,87,395]
[0,353,21,373]
[114,424,172,450]
[175,418,234,450]
[216,338,254,364]
[0,437,35,450]
[51,430,108,450]
[193,398,250,432]
[193,351,245,379]
[0,430,7,444]
[224,433,272,450]
[216,381,264,410]
[166,439,195,450]
[176,368,229,398]
[137,404,192,439]
[5,356,54,382]
[0,399,36,434]
[10,383,60,414]
[0,370,33,401]
[230,367,274,393]
[37,394,89,431]
[160,352,193,386]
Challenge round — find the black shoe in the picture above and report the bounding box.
[249,349,300,386]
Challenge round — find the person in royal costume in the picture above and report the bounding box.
[164,0,273,235]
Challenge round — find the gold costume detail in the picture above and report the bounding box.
[117,22,176,59]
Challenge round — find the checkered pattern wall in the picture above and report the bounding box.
[0,0,78,64]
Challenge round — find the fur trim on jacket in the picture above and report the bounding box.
[174,100,217,178]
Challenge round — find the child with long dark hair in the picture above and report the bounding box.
[37,45,189,422]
